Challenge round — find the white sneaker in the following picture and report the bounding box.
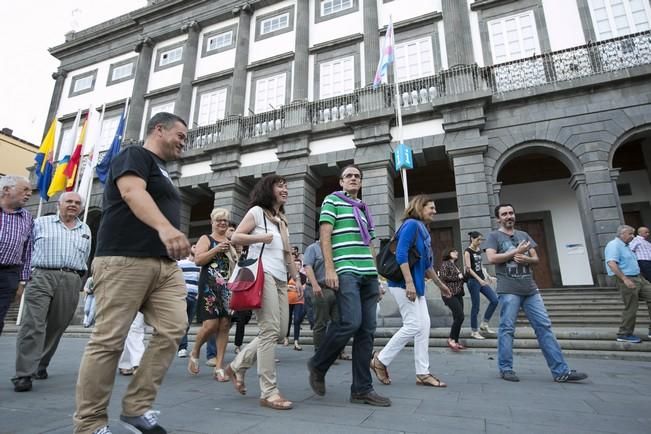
[480,321,495,334]
[206,358,217,367]
[470,331,485,340]
[177,349,188,358]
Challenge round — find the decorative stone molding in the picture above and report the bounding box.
[52,69,68,80]
[181,20,200,33]
[569,172,587,190]
[135,36,153,53]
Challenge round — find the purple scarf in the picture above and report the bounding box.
[333,191,375,246]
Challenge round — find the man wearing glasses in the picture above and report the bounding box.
[307,164,391,407]
[485,204,587,384]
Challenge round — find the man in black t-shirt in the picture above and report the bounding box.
[74,112,191,434]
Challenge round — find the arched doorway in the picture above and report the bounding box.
[497,151,593,288]
[612,137,651,228]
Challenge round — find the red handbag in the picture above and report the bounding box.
[228,215,267,310]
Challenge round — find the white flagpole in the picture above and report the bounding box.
[387,15,409,209]
[74,105,94,191]
[83,104,105,223]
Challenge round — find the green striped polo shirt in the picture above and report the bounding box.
[319,192,377,276]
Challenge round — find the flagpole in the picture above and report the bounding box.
[83,104,106,223]
[386,15,410,209]
[74,106,94,191]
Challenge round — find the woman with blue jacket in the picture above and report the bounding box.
[370,195,452,387]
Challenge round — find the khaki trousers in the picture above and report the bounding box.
[73,257,187,434]
[616,275,651,336]
[230,272,288,399]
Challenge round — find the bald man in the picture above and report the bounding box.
[630,226,651,282]
[12,192,91,392]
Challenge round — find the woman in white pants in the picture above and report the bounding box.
[118,312,146,375]
[370,195,452,387]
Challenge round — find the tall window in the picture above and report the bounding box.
[260,13,289,35]
[319,56,354,98]
[207,31,233,52]
[394,37,435,82]
[98,115,122,151]
[488,11,541,63]
[150,101,175,119]
[588,0,651,39]
[159,46,183,67]
[197,89,227,126]
[254,73,286,113]
[321,0,353,16]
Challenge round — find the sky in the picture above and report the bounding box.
[0,0,147,145]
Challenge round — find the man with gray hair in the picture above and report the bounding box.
[0,175,33,336]
[629,226,651,281]
[12,191,91,392]
[605,224,651,344]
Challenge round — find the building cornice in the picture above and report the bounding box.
[379,11,442,36]
[192,69,235,86]
[246,52,294,71]
[470,0,520,11]
[309,33,364,54]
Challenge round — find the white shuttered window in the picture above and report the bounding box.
[197,88,227,126]
[394,37,435,82]
[488,11,541,63]
[589,0,651,40]
[254,73,286,113]
[319,56,354,98]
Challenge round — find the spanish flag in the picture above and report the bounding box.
[48,110,81,198]
[63,112,89,191]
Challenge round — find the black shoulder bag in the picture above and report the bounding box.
[376,221,421,282]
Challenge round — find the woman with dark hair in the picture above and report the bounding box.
[370,195,452,388]
[225,174,300,410]
[439,248,466,351]
[464,231,499,339]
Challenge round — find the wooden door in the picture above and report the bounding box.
[624,211,642,230]
[429,227,455,271]
[515,219,553,289]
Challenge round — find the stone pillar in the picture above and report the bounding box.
[292,0,309,101]
[211,177,250,224]
[43,68,67,139]
[363,0,380,85]
[448,146,493,241]
[125,36,154,142]
[175,21,201,123]
[179,191,196,236]
[571,167,623,286]
[230,5,253,116]
[441,0,475,67]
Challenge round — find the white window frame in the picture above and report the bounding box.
[319,56,355,99]
[97,115,122,151]
[588,0,651,40]
[260,13,290,35]
[150,101,175,119]
[207,30,233,52]
[321,0,353,16]
[394,37,435,82]
[487,10,541,64]
[73,75,94,93]
[254,73,286,113]
[111,63,134,82]
[197,88,228,126]
[159,46,183,67]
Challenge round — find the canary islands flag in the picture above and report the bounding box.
[34,120,57,201]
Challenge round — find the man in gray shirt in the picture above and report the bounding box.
[485,203,587,383]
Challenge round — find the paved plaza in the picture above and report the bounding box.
[1,335,650,434]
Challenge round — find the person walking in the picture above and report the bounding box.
[486,203,587,383]
[118,312,147,376]
[438,248,466,352]
[464,231,499,339]
[12,192,90,392]
[73,112,191,434]
[225,174,301,410]
[629,226,651,282]
[285,262,305,351]
[370,195,451,388]
[0,175,33,336]
[307,164,391,407]
[177,245,200,358]
[189,208,238,381]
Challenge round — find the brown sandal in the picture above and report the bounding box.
[416,374,447,388]
[370,351,391,385]
[225,364,246,395]
[260,394,293,410]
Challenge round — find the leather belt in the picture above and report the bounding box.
[36,267,85,277]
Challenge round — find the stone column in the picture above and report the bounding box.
[292,0,309,101]
[448,146,493,240]
[570,167,623,286]
[43,69,67,139]
[175,21,201,123]
[211,177,250,224]
[125,36,154,142]
[178,191,196,236]
[441,0,475,67]
[230,5,253,116]
[363,0,380,85]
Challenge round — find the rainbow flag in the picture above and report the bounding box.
[373,17,395,89]
[34,120,57,201]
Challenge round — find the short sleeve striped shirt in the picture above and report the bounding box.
[31,215,92,271]
[319,192,377,276]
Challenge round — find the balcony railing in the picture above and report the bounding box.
[185,30,651,150]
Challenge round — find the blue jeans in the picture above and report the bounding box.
[498,292,569,378]
[467,277,499,330]
[309,273,379,395]
[178,293,216,357]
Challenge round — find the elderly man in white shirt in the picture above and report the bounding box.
[630,226,651,282]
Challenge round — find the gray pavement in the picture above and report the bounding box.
[1,335,650,434]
